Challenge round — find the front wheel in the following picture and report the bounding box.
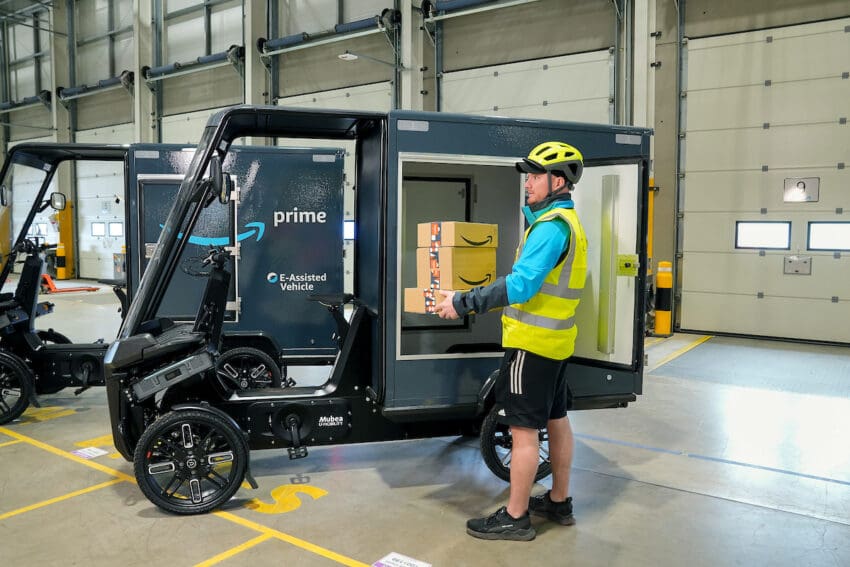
[480,405,552,482]
[133,409,248,515]
[0,352,35,425]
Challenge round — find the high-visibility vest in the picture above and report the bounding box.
[502,207,588,360]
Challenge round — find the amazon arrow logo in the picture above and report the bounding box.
[158,221,265,246]
[459,273,493,286]
[461,235,493,247]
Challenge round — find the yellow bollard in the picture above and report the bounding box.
[56,243,67,280]
[654,261,673,336]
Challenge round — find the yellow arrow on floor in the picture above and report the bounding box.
[244,484,328,514]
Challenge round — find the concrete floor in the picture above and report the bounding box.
[2,284,850,566]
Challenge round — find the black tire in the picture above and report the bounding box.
[34,330,73,394]
[0,351,35,425]
[215,347,281,390]
[480,405,552,483]
[133,409,248,515]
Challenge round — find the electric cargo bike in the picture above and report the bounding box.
[105,105,652,514]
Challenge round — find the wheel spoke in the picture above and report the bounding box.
[161,475,184,497]
[148,460,177,475]
[189,478,203,503]
[207,451,234,465]
[181,423,194,448]
[249,364,267,380]
[206,470,227,489]
[0,397,10,413]
[500,452,512,467]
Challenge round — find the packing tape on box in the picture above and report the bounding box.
[429,221,442,251]
[429,247,442,289]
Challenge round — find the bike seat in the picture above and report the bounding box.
[307,293,354,306]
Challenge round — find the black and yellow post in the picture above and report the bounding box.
[654,261,673,336]
[55,201,75,279]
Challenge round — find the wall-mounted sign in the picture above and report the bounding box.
[783,177,819,202]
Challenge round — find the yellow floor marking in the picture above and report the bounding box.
[74,434,114,448]
[0,426,135,483]
[245,484,328,514]
[17,406,76,424]
[649,334,713,372]
[0,479,123,521]
[194,534,274,567]
[1,426,369,567]
[0,439,22,449]
[644,336,665,348]
[215,511,371,567]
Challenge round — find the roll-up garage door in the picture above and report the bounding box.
[680,18,850,343]
[75,124,133,279]
[442,50,613,124]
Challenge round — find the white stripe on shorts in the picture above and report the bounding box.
[511,351,525,395]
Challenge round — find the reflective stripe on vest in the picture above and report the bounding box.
[502,207,588,360]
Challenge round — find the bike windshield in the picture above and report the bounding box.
[0,159,51,290]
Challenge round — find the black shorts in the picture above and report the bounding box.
[494,348,569,429]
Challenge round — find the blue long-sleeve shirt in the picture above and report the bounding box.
[452,199,573,316]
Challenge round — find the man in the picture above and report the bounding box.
[434,141,588,541]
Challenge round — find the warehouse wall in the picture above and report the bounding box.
[0,0,847,345]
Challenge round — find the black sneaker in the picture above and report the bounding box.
[528,492,575,525]
[466,506,536,541]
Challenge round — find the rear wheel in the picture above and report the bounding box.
[0,352,34,425]
[34,329,72,394]
[215,347,281,390]
[480,405,552,482]
[134,409,248,515]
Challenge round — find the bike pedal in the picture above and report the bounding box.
[287,446,308,460]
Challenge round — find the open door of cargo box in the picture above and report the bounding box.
[384,111,651,416]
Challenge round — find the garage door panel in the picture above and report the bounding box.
[684,123,846,172]
[683,170,849,211]
[687,20,849,90]
[279,82,392,112]
[442,50,612,123]
[686,78,849,131]
[682,211,839,253]
[680,292,850,343]
[682,252,846,298]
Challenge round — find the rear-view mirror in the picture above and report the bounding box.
[49,192,66,211]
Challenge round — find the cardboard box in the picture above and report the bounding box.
[417,221,498,249]
[416,246,497,291]
[403,287,439,314]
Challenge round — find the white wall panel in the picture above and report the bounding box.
[686,20,849,90]
[681,17,850,343]
[680,293,850,343]
[683,170,848,212]
[74,124,133,279]
[442,51,612,124]
[161,106,231,144]
[277,82,392,112]
[682,251,848,298]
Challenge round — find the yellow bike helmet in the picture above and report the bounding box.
[515,141,584,186]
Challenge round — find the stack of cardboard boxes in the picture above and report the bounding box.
[404,221,499,314]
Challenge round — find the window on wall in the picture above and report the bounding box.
[808,222,850,251]
[164,0,243,62]
[5,10,51,101]
[735,221,791,250]
[75,0,135,85]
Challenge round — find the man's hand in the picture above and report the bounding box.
[435,290,459,319]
